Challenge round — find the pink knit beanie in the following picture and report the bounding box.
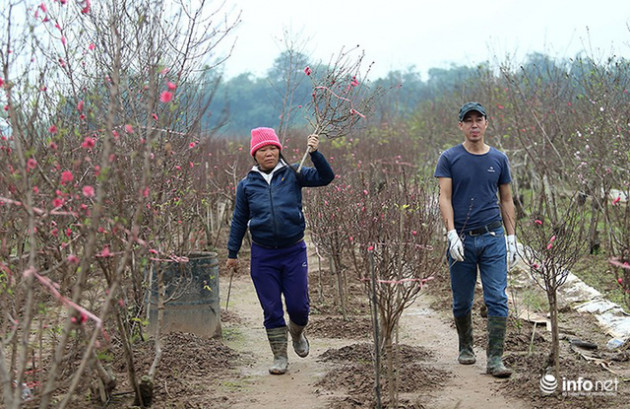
[250,127,282,156]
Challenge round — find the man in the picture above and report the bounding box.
[434,102,517,378]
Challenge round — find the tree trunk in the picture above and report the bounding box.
[547,289,560,380]
[368,253,383,409]
[587,199,600,254]
[330,255,347,320]
[384,337,396,408]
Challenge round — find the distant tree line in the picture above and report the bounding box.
[200,50,630,139]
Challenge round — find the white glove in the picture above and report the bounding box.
[507,235,517,269]
[447,229,464,262]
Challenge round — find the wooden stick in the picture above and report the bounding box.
[296,145,310,173]
[225,265,236,311]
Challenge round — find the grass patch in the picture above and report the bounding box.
[220,327,245,343]
[518,287,549,313]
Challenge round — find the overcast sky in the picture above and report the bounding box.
[217,0,630,80]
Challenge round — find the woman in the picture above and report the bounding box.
[226,127,334,375]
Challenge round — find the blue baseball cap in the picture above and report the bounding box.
[458,102,487,121]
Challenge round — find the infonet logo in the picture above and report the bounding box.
[539,374,619,397]
[539,374,558,395]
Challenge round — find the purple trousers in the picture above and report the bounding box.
[250,240,310,329]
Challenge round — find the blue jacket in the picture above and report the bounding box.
[227,150,334,258]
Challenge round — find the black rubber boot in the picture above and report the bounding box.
[486,316,512,378]
[454,313,476,365]
[266,326,288,375]
[288,320,309,358]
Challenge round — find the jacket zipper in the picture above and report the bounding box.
[268,174,278,247]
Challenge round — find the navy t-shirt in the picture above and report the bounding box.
[434,144,512,232]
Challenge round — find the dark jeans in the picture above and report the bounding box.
[448,225,509,318]
[250,240,310,329]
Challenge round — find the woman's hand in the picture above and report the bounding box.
[307,134,319,152]
[226,258,239,270]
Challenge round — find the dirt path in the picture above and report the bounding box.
[216,271,532,409]
[219,274,351,409]
[399,298,529,409]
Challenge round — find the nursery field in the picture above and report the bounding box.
[2,1,629,408]
[92,245,630,409]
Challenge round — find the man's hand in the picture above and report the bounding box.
[447,230,465,262]
[507,235,518,269]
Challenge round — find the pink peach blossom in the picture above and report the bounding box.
[82,185,95,197]
[98,246,111,257]
[160,91,173,103]
[81,137,95,149]
[27,158,37,170]
[60,170,73,185]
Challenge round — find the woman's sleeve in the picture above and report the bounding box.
[227,181,249,258]
[298,150,335,187]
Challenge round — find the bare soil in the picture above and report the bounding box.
[76,246,629,409]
